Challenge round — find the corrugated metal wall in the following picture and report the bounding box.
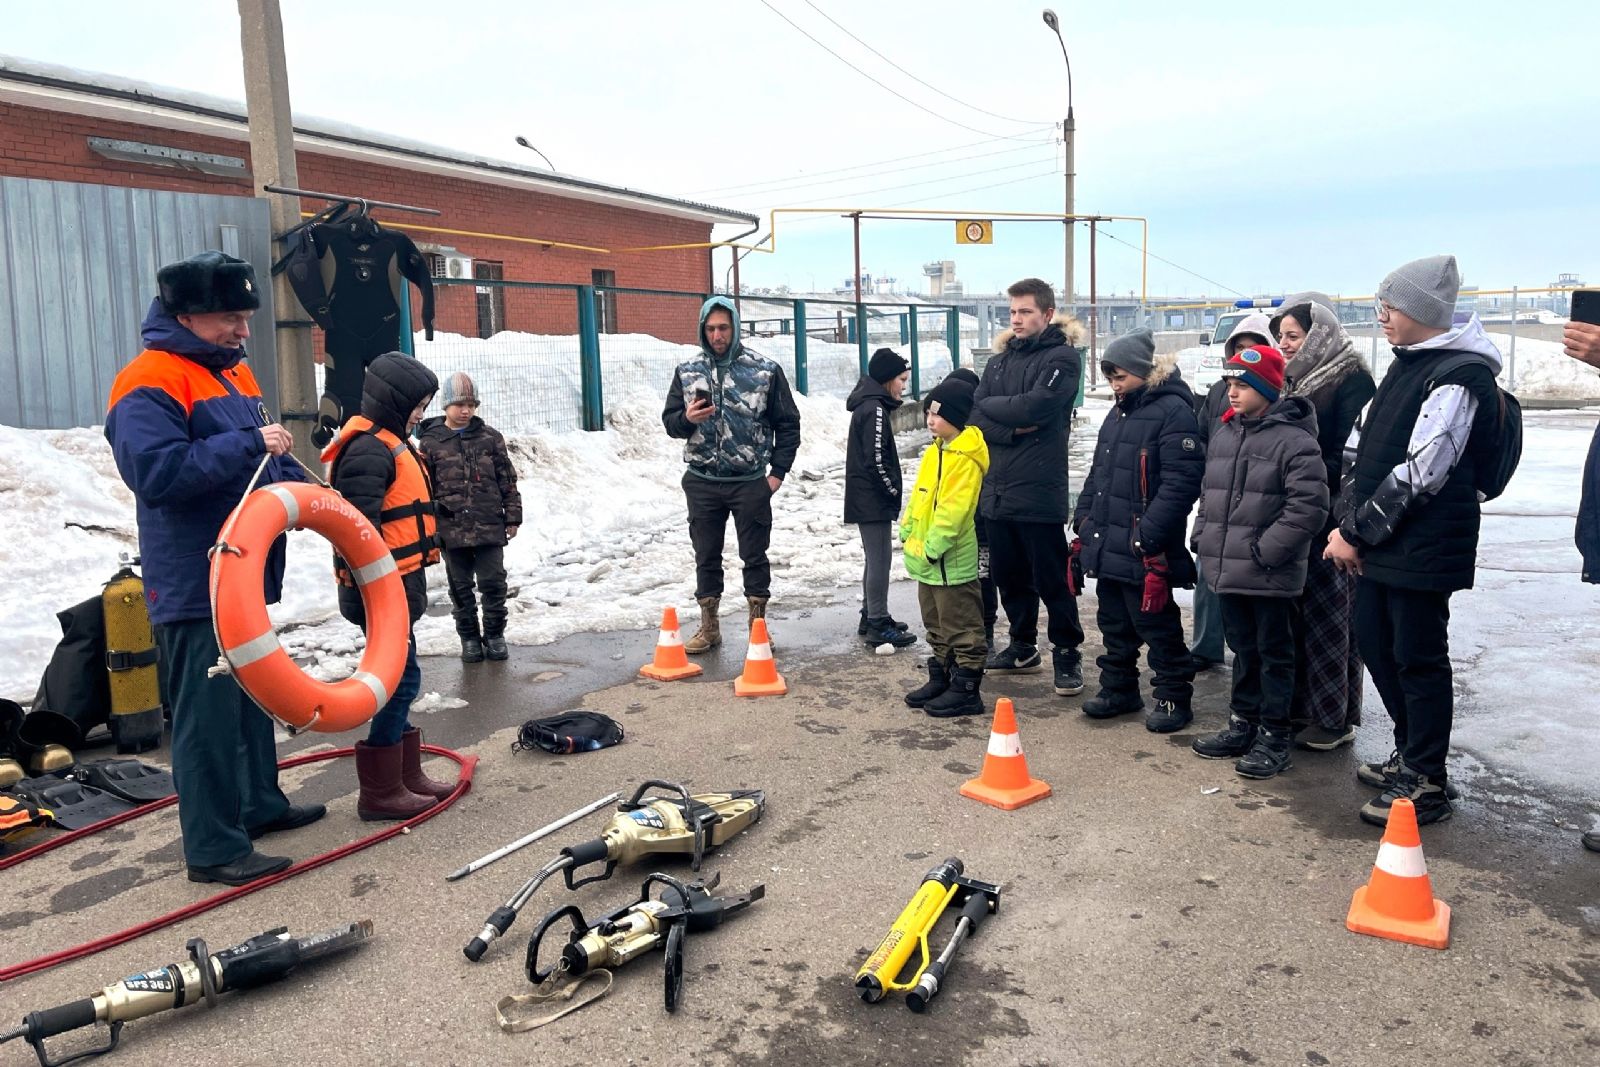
[0,177,277,429]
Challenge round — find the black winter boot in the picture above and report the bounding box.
[460,637,485,663]
[1192,716,1257,760]
[924,665,984,718]
[484,636,509,661]
[905,657,951,708]
[1235,728,1293,779]
[1051,646,1084,696]
[1082,690,1144,720]
[1145,699,1194,733]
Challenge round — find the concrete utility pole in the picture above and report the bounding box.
[238,0,317,465]
[1043,9,1075,316]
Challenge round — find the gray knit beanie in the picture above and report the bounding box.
[441,371,479,407]
[1100,328,1156,379]
[1378,255,1459,330]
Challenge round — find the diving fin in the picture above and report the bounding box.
[11,775,133,831]
[77,758,176,804]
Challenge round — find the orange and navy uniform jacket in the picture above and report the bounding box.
[105,347,302,625]
[321,416,439,625]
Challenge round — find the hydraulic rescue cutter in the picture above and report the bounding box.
[1,920,373,1067]
[527,872,764,1012]
[464,780,764,961]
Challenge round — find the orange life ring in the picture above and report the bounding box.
[209,482,408,733]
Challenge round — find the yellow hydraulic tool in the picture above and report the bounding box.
[855,857,1000,1012]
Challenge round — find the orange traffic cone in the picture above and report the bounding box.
[960,698,1051,810]
[640,607,703,681]
[1345,797,1451,949]
[733,618,786,697]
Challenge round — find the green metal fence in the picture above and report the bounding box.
[407,280,976,434]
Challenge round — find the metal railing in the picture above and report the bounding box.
[403,280,975,433]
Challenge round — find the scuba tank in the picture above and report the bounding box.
[102,561,162,754]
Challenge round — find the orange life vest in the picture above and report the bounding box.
[321,416,440,585]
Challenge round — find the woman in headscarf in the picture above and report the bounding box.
[1271,295,1376,749]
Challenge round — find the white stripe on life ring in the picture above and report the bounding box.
[987,732,1023,758]
[658,630,683,647]
[351,554,399,587]
[1374,842,1428,879]
[746,643,773,661]
[226,629,281,670]
[351,670,391,710]
[264,485,300,528]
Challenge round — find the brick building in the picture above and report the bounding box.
[0,55,756,348]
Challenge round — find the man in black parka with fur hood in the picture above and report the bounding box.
[971,277,1086,695]
[1073,329,1204,732]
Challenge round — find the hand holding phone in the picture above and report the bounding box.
[686,386,715,424]
[1564,291,1600,369]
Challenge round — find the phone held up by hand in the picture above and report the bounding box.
[1572,290,1600,327]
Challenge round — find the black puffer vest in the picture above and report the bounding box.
[1352,348,1498,592]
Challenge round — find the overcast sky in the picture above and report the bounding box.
[8,1,1599,302]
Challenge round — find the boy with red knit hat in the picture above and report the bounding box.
[1190,345,1329,778]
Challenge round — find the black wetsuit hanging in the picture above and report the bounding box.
[282,209,435,445]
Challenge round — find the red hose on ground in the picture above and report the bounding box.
[0,744,476,983]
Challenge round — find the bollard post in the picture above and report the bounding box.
[1507,285,1518,391]
[577,285,604,430]
[909,305,922,400]
[793,299,809,396]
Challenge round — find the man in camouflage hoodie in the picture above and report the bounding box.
[662,296,802,653]
[416,372,522,662]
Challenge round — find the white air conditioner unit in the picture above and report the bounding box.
[443,254,474,280]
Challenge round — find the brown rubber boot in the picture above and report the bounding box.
[400,728,455,800]
[355,740,437,821]
[685,596,721,655]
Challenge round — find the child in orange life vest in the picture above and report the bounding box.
[900,371,991,718]
[322,353,454,820]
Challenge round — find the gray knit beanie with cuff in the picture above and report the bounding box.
[1100,328,1156,379]
[1378,255,1460,330]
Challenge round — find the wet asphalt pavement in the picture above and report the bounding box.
[2,582,1596,1067]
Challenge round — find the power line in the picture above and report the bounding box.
[1099,229,1246,297]
[773,157,1063,207]
[756,0,1046,141]
[886,168,1061,208]
[800,0,1050,126]
[691,131,1053,198]
[711,142,1057,201]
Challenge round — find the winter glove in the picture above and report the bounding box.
[1140,554,1172,614]
[1066,538,1085,597]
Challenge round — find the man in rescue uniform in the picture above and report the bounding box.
[105,251,325,886]
[323,353,455,819]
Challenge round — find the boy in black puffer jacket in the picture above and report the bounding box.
[416,371,522,663]
[844,348,916,649]
[1190,345,1328,778]
[1072,329,1204,732]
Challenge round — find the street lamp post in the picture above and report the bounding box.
[513,135,556,171]
[1042,9,1074,317]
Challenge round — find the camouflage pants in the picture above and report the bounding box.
[444,545,508,639]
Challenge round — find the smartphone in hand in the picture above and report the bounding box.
[1572,290,1600,327]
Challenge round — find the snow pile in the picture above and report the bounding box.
[0,382,936,701]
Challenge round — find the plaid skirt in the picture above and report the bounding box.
[1294,550,1363,730]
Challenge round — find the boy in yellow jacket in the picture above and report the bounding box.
[901,371,991,717]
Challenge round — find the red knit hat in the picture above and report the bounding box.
[1223,344,1286,402]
